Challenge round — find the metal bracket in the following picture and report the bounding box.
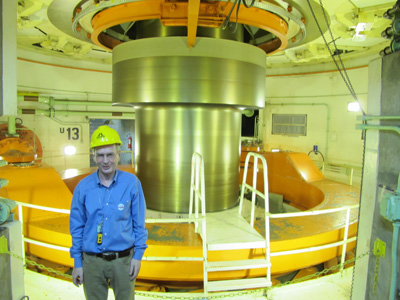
[0,236,8,254]
[373,238,386,258]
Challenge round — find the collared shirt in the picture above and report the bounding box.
[69,169,148,268]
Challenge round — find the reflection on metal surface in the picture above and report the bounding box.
[136,104,241,212]
[113,37,266,212]
[135,19,244,41]
[113,37,265,109]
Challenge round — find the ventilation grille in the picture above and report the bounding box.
[272,114,307,136]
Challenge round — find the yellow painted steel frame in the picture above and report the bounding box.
[0,152,359,283]
[188,0,201,47]
[90,0,288,52]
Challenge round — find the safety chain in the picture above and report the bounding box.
[135,288,266,300]
[0,238,369,299]
[372,255,380,294]
[135,251,371,299]
[271,251,370,289]
[0,244,72,280]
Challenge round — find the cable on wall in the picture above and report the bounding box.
[305,0,366,116]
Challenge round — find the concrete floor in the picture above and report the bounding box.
[23,267,354,300]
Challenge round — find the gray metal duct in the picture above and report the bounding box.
[113,37,265,213]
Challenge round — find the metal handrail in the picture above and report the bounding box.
[268,204,359,272]
[238,152,272,286]
[16,201,71,263]
[15,151,208,264]
[14,151,358,293]
[313,160,362,187]
[239,152,360,285]
[188,152,208,294]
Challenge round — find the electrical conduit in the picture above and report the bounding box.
[390,222,400,300]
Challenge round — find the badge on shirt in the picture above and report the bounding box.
[118,203,125,211]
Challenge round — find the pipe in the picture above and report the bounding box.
[358,124,400,136]
[397,172,400,195]
[390,223,400,300]
[18,109,135,118]
[266,102,330,161]
[361,115,400,121]
[19,95,117,107]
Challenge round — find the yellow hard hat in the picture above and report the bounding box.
[90,125,123,149]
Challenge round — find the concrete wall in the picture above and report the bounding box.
[353,51,400,300]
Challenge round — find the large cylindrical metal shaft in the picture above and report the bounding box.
[113,37,266,213]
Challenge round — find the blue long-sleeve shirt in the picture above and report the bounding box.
[69,169,148,268]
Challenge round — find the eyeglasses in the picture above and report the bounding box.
[95,152,117,162]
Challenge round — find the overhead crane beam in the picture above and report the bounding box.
[187,0,201,48]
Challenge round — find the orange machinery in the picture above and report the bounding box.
[0,132,359,283]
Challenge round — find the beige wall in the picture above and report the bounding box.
[264,67,368,167]
[1,57,369,171]
[0,57,114,172]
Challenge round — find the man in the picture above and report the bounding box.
[70,125,148,300]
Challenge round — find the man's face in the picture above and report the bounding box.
[93,144,120,177]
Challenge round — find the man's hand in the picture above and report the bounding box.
[129,259,141,280]
[72,267,83,287]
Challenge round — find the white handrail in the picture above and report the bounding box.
[16,202,71,256]
[239,152,359,289]
[16,202,70,214]
[267,189,358,272]
[267,205,359,261]
[271,237,357,257]
[188,152,208,294]
[15,152,208,270]
[239,152,271,287]
[24,237,70,252]
[267,204,359,218]
[145,217,205,224]
[14,151,358,294]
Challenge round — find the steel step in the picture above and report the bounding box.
[207,259,270,272]
[206,277,271,292]
[207,240,266,251]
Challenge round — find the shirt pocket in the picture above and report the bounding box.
[115,199,131,220]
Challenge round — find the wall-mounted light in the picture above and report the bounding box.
[348,101,361,112]
[242,109,254,117]
[64,145,77,156]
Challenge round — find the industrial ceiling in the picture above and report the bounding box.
[16,0,395,73]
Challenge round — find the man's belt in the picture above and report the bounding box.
[85,249,131,261]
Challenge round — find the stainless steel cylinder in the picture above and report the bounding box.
[135,104,241,212]
[113,37,266,213]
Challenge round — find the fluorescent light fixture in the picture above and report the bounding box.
[271,149,280,152]
[348,102,360,112]
[64,145,77,156]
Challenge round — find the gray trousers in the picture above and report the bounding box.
[82,251,135,300]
